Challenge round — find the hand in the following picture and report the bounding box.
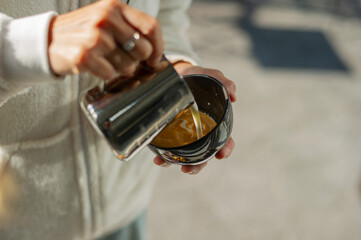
[48,0,164,80]
[173,62,237,102]
[153,62,236,175]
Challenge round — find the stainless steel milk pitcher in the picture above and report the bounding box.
[79,57,195,161]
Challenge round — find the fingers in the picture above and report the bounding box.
[215,137,235,159]
[172,64,237,103]
[120,3,164,66]
[153,156,172,168]
[153,156,208,175]
[82,53,118,80]
[49,0,163,79]
[105,7,154,61]
[210,70,237,102]
[106,49,138,76]
[125,34,153,61]
[181,162,208,175]
[221,77,237,102]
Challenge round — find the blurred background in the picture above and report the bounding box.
[148,0,361,239]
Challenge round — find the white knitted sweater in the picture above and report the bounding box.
[0,0,198,239]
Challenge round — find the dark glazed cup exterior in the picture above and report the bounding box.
[149,74,233,165]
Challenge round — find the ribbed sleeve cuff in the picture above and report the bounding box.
[2,12,58,83]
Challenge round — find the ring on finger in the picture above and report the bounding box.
[122,32,140,52]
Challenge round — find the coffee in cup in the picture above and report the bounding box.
[149,74,233,165]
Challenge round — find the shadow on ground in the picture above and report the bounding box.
[202,0,351,73]
[237,0,350,71]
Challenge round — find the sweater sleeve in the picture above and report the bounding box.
[158,0,201,66]
[0,12,58,106]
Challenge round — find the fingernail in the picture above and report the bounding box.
[215,152,223,159]
[189,169,198,175]
[160,162,171,168]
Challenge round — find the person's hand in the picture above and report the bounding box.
[48,0,163,80]
[153,61,236,175]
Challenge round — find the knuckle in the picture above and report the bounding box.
[102,0,124,14]
[213,69,223,77]
[93,12,111,27]
[144,18,160,35]
[151,18,160,30]
[91,4,109,22]
[116,0,126,9]
[103,0,118,8]
[93,4,116,26]
[106,0,120,13]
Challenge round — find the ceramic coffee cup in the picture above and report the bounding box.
[149,74,233,165]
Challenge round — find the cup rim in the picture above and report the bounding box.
[149,74,231,150]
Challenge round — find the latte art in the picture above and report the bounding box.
[151,106,216,148]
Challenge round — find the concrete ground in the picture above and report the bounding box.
[148,1,361,239]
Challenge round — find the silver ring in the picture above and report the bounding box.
[122,32,140,52]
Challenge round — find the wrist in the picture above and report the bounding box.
[2,12,59,82]
[47,16,61,77]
